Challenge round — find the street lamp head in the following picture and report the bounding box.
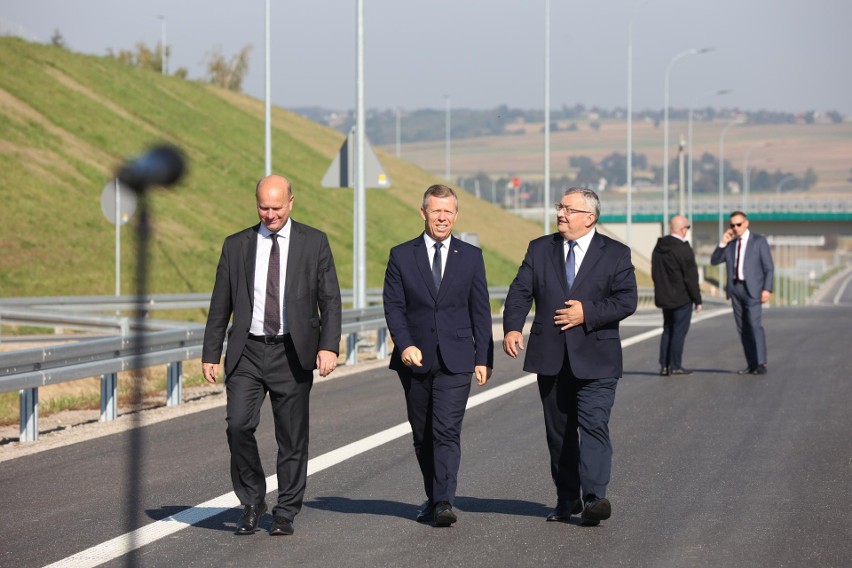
[717,89,732,95]
[696,47,714,54]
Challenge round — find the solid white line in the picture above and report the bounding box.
[833,271,852,305]
[43,311,729,568]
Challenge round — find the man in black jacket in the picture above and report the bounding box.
[651,215,702,376]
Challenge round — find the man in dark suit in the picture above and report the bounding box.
[651,215,703,376]
[710,210,774,375]
[383,184,493,527]
[202,175,342,536]
[503,187,637,527]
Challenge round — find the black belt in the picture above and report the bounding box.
[248,333,290,344]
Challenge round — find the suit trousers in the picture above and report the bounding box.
[537,357,618,502]
[398,356,472,506]
[659,302,693,369]
[225,336,314,521]
[730,281,767,368]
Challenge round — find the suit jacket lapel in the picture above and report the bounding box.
[436,236,463,302]
[285,221,304,306]
[244,225,260,309]
[571,232,604,292]
[550,234,570,297]
[413,236,439,301]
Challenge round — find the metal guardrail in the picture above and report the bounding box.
[0,287,654,442]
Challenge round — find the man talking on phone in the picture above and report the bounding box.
[710,211,774,375]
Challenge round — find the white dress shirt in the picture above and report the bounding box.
[251,220,291,335]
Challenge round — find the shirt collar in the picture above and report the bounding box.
[565,227,596,251]
[423,233,450,249]
[259,219,292,239]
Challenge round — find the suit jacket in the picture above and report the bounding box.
[651,235,702,309]
[202,221,342,376]
[710,231,774,300]
[383,234,493,374]
[503,231,638,379]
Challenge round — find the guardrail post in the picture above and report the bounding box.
[345,332,358,366]
[101,373,118,422]
[166,361,182,407]
[19,387,38,442]
[377,328,388,359]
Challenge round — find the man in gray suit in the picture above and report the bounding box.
[202,175,342,536]
[710,210,774,375]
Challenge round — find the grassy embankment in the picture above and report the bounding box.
[0,38,544,425]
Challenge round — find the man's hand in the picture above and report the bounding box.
[316,350,338,377]
[760,290,772,304]
[502,331,525,358]
[695,304,703,313]
[474,365,492,386]
[555,300,585,330]
[401,346,423,368]
[202,362,219,384]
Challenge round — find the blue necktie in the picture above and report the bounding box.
[432,242,443,291]
[566,240,576,290]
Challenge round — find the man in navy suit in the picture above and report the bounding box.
[503,187,637,527]
[710,211,774,375]
[383,184,493,527]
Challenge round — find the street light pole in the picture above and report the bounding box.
[663,47,713,226]
[687,89,730,225]
[626,0,650,250]
[444,95,451,182]
[543,0,551,235]
[264,0,271,175]
[718,116,744,240]
[354,0,366,309]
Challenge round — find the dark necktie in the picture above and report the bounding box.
[264,234,280,335]
[566,240,576,290]
[432,242,443,291]
[734,237,742,283]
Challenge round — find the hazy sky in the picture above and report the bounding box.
[3,0,851,115]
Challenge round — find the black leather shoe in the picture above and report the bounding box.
[752,365,768,375]
[670,367,693,376]
[546,499,583,522]
[580,497,611,527]
[737,367,757,375]
[659,366,669,376]
[269,515,294,536]
[235,502,267,534]
[416,501,435,523]
[434,501,457,526]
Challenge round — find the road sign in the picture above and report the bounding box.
[100,178,137,224]
[322,127,391,189]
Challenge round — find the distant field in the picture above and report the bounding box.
[388,118,852,194]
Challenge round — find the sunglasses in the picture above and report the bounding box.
[730,222,744,228]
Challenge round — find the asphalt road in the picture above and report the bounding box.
[1,306,850,568]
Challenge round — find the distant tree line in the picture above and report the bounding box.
[453,150,816,209]
[293,103,847,146]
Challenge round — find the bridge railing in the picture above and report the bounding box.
[0,287,656,442]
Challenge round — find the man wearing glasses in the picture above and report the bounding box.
[383,184,493,527]
[651,215,703,376]
[503,187,637,527]
[710,211,774,375]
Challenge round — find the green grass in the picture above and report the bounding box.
[0,37,544,301]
